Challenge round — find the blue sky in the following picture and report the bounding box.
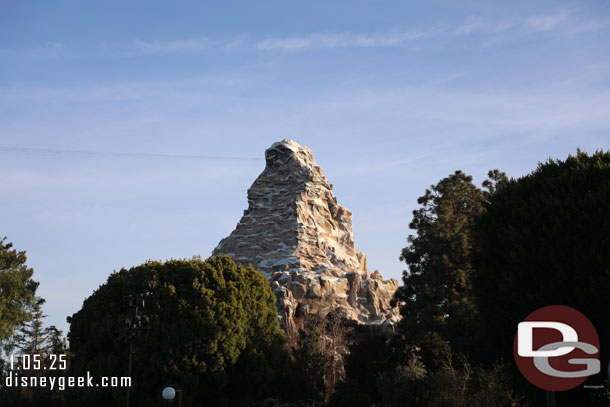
[1,1,609,335]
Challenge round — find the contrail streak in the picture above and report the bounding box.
[0,147,263,161]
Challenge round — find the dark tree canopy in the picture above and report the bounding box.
[0,237,38,342]
[472,150,610,368]
[67,255,286,407]
[394,171,488,362]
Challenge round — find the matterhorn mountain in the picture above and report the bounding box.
[213,139,399,333]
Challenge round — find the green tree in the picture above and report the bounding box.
[393,171,491,363]
[288,313,352,402]
[424,352,524,407]
[2,297,68,407]
[13,297,48,355]
[67,255,286,407]
[292,318,326,401]
[328,335,397,405]
[376,348,428,407]
[0,239,65,407]
[472,149,610,405]
[10,297,66,359]
[0,237,38,341]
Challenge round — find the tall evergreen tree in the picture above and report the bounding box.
[12,297,66,358]
[1,296,67,407]
[0,237,38,342]
[394,170,503,363]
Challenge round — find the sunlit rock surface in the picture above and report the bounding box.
[213,139,400,333]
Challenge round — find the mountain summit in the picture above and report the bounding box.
[213,139,399,332]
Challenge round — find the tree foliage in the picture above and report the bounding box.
[67,255,286,407]
[422,352,524,407]
[11,298,65,356]
[0,238,66,407]
[292,320,326,401]
[1,297,67,407]
[0,237,38,342]
[472,149,610,404]
[393,170,494,362]
[290,313,352,402]
[332,340,523,407]
[328,335,402,407]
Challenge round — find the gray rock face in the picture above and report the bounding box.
[213,139,400,333]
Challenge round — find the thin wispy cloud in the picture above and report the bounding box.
[254,10,607,51]
[4,67,609,146]
[131,38,213,55]
[0,42,64,60]
[85,10,610,57]
[225,38,246,50]
[24,42,64,59]
[454,12,576,36]
[256,29,436,51]
[524,12,569,32]
[454,16,515,35]
[565,17,610,33]
[99,38,213,56]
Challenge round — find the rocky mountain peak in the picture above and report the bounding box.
[213,139,399,333]
[265,139,318,170]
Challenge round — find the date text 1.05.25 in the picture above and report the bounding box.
[9,354,67,371]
